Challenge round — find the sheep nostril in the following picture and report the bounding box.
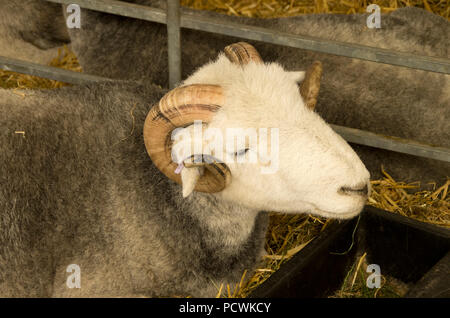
[339,184,369,197]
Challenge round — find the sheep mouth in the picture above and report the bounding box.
[338,184,369,197]
[308,204,365,220]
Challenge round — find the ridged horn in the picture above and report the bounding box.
[143,84,231,193]
[300,61,323,110]
[224,42,263,65]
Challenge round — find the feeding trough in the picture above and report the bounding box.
[249,205,450,298]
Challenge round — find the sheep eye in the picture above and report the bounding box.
[235,148,249,156]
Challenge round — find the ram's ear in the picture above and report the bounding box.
[299,61,322,110]
[181,166,204,197]
[289,71,305,83]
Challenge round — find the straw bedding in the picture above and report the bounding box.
[181,0,449,18]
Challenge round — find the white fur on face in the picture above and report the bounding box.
[180,54,370,219]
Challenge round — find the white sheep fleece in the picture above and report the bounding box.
[180,54,370,219]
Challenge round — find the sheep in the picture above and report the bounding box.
[63,2,450,186]
[0,43,370,297]
[0,0,69,65]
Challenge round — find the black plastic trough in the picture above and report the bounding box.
[249,205,450,298]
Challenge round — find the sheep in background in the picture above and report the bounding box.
[0,0,69,65]
[64,3,450,186]
[0,43,370,297]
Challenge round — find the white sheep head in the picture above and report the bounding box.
[144,42,370,219]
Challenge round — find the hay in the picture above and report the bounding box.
[369,167,450,228]
[216,214,328,297]
[331,253,410,298]
[180,0,449,19]
[220,169,449,298]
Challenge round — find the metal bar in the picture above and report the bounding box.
[331,125,450,162]
[47,0,166,24]
[180,12,450,75]
[167,0,181,89]
[0,56,111,85]
[45,0,450,74]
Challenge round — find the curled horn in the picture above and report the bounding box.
[300,61,323,110]
[224,42,263,65]
[225,42,321,110]
[143,84,231,193]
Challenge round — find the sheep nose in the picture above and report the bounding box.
[339,184,369,197]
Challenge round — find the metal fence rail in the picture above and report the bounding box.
[167,0,181,88]
[1,0,449,163]
[45,0,450,74]
[0,56,111,85]
[331,125,450,163]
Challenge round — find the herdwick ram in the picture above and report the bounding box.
[0,43,370,297]
[63,2,450,186]
[0,0,70,65]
